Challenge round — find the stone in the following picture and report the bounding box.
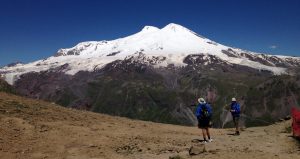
[189,144,206,155]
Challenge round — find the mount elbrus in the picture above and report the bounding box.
[1,23,300,127]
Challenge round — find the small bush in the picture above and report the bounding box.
[284,125,292,133]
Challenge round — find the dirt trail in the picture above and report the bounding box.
[0,92,299,159]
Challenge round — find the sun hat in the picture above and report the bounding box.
[232,98,237,102]
[198,98,206,104]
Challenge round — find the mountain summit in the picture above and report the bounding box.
[1,23,300,85]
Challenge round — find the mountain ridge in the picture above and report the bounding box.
[1,23,299,85]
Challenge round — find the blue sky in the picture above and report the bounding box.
[0,0,299,66]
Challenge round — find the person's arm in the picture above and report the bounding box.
[230,104,237,113]
[195,105,201,118]
[208,104,212,115]
[236,103,241,113]
[230,104,235,112]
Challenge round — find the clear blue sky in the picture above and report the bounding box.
[0,0,299,66]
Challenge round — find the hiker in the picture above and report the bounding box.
[230,98,241,135]
[195,98,213,143]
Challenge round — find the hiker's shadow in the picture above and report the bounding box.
[191,139,206,143]
[227,133,236,136]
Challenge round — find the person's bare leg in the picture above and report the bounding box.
[236,118,240,134]
[202,128,207,141]
[234,117,240,135]
[206,127,211,140]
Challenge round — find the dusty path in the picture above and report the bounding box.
[0,92,299,159]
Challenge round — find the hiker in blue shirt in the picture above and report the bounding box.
[230,98,241,135]
[195,98,213,143]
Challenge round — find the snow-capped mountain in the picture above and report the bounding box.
[1,23,299,85]
[2,23,300,127]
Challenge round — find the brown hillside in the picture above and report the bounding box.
[0,92,299,159]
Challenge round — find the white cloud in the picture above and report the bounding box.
[269,45,278,49]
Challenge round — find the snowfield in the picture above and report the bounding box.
[1,23,299,85]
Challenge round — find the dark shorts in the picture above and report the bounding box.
[198,118,211,128]
[233,116,240,125]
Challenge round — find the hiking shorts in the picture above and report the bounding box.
[233,116,240,126]
[198,118,211,128]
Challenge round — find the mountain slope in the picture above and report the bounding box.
[11,58,300,127]
[0,23,299,128]
[1,23,300,85]
[0,78,15,93]
[0,92,299,159]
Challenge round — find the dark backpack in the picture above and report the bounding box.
[201,104,211,119]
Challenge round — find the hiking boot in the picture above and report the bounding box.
[201,140,208,144]
[235,131,240,136]
[208,139,213,142]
